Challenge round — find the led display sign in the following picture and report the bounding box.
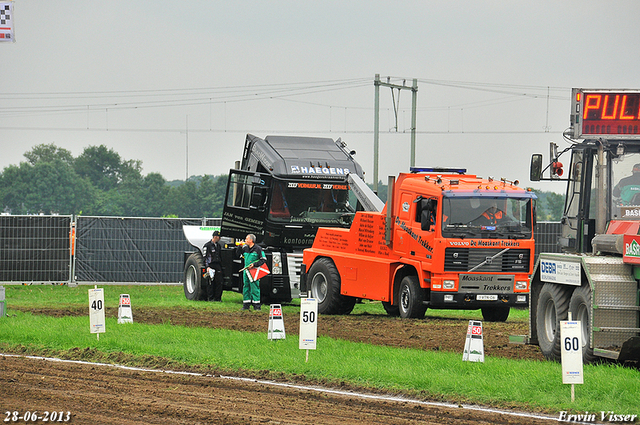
[572,89,640,139]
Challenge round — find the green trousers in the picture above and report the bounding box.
[242,272,261,304]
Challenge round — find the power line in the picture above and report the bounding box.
[0,125,563,136]
[0,77,572,134]
[0,77,570,111]
[0,80,372,116]
[0,77,372,99]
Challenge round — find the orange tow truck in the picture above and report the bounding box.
[301,167,537,321]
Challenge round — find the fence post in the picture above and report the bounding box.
[0,286,5,318]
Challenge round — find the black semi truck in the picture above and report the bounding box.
[183,134,364,303]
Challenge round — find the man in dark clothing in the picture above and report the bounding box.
[203,231,224,302]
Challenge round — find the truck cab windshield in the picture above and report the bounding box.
[269,180,354,225]
[442,196,533,238]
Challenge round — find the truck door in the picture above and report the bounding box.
[561,148,595,253]
[394,192,414,256]
[409,196,436,263]
[221,170,271,241]
[418,197,437,260]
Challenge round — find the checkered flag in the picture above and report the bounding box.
[0,2,14,42]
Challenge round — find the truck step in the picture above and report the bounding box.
[595,305,640,311]
[594,326,640,333]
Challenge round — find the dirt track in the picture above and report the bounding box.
[1,306,552,424]
[1,355,556,425]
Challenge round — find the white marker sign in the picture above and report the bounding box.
[89,288,106,334]
[299,298,318,350]
[560,320,584,384]
[268,304,286,340]
[117,293,133,324]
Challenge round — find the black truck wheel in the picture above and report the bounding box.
[184,252,207,301]
[569,285,597,364]
[481,307,510,322]
[536,282,571,361]
[308,258,355,315]
[398,275,427,319]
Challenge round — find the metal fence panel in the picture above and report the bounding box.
[535,221,563,259]
[74,216,220,284]
[0,215,72,283]
[1,215,562,284]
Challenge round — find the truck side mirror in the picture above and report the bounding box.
[420,199,436,232]
[421,210,432,232]
[530,154,543,182]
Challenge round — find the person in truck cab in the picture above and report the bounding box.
[479,200,505,225]
[613,163,640,205]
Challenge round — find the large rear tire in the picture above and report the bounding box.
[308,258,356,315]
[398,275,427,319]
[481,307,510,322]
[536,283,571,361]
[569,285,597,364]
[184,252,207,301]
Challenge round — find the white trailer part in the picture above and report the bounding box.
[183,225,220,254]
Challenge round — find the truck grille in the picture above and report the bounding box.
[444,248,530,273]
[286,252,304,286]
[271,275,287,289]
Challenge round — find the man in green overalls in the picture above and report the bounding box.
[239,234,266,311]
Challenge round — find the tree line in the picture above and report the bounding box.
[0,143,226,217]
[0,143,564,220]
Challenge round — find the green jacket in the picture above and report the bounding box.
[241,244,266,268]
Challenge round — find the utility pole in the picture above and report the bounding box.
[185,115,189,181]
[373,74,418,192]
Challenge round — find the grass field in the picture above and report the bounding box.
[3,284,531,320]
[1,284,638,416]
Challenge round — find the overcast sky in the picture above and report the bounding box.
[2,1,640,192]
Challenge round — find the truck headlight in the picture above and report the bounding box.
[443,280,455,289]
[271,252,283,275]
[515,281,527,290]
